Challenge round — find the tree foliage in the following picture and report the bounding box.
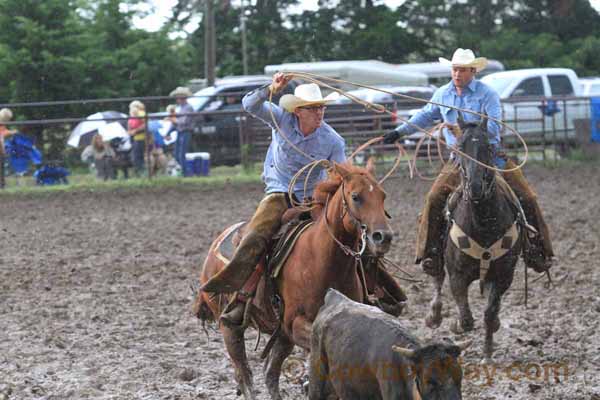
[1,0,600,156]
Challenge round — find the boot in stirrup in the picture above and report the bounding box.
[220,301,246,329]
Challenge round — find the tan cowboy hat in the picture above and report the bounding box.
[169,86,193,98]
[279,83,340,113]
[439,48,488,72]
[0,108,13,123]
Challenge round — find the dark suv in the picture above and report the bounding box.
[187,76,298,166]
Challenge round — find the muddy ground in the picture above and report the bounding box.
[0,163,599,400]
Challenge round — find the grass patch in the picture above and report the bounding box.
[0,164,262,196]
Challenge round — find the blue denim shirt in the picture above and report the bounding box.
[396,79,505,167]
[243,86,346,200]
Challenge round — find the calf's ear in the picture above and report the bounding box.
[392,345,415,358]
[455,339,473,353]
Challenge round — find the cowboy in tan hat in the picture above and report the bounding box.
[200,73,346,327]
[169,87,194,174]
[384,48,553,276]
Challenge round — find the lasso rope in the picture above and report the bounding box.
[272,71,530,176]
[262,71,532,213]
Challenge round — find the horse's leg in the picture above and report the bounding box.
[448,266,475,334]
[264,334,294,400]
[482,267,515,361]
[425,267,446,329]
[291,315,313,350]
[221,324,256,400]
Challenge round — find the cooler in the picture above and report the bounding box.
[591,97,600,143]
[185,152,211,176]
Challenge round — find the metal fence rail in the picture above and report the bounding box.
[0,93,595,188]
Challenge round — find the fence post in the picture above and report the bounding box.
[144,112,153,179]
[0,152,4,189]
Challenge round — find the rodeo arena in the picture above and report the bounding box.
[2,51,600,400]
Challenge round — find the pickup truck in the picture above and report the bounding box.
[480,68,590,145]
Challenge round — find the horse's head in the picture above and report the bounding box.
[315,160,394,256]
[456,115,496,202]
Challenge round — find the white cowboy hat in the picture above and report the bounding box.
[439,48,488,72]
[279,83,339,113]
[169,86,193,98]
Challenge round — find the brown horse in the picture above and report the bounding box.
[193,161,394,400]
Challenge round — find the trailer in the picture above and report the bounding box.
[264,60,428,91]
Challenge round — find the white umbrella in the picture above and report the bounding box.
[98,122,129,142]
[67,111,128,147]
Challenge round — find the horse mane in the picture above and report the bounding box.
[310,162,371,220]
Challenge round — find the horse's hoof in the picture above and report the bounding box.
[488,317,501,333]
[450,319,473,334]
[449,319,464,334]
[425,314,441,329]
[480,356,494,365]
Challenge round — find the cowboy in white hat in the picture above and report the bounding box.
[200,72,346,327]
[384,48,553,276]
[169,86,194,174]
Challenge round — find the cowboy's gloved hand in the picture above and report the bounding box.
[491,145,507,169]
[383,129,405,144]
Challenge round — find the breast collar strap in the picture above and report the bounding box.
[449,220,520,285]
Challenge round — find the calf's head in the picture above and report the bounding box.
[392,339,471,400]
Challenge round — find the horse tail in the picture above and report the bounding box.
[192,223,244,322]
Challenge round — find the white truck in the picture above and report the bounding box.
[480,68,590,144]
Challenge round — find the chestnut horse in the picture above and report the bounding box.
[193,161,394,400]
[425,120,522,361]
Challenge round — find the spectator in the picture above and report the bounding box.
[0,108,14,153]
[147,118,169,176]
[128,100,147,176]
[0,108,14,188]
[109,136,132,179]
[91,134,115,181]
[169,87,194,175]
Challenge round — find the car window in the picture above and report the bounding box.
[481,75,514,96]
[588,83,600,96]
[511,77,544,97]
[189,86,218,111]
[548,75,574,96]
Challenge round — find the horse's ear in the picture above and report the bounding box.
[457,111,466,129]
[333,162,351,179]
[479,114,488,131]
[366,157,376,176]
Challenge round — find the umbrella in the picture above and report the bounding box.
[67,111,128,147]
[98,122,129,142]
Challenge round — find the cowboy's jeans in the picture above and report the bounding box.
[501,159,554,259]
[415,163,461,264]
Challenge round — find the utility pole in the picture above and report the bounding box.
[240,0,248,75]
[205,0,216,85]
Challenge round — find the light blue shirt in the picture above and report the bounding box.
[242,86,346,200]
[396,79,502,148]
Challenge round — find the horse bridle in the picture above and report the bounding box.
[458,142,496,202]
[322,173,382,259]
